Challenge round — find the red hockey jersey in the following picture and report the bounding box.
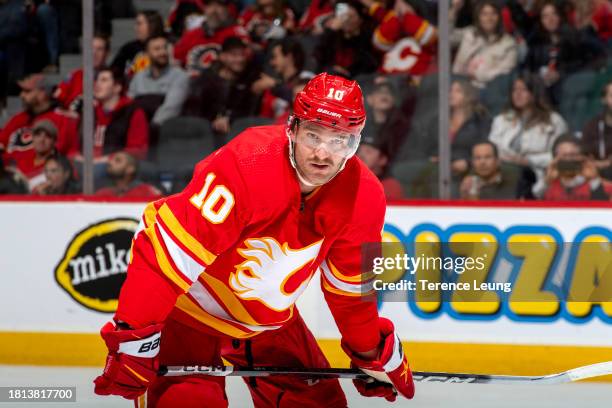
[369,3,437,75]
[117,125,384,352]
[0,109,79,163]
[173,24,249,71]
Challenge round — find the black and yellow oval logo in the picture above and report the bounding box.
[55,218,139,313]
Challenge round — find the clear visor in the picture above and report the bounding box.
[292,120,361,158]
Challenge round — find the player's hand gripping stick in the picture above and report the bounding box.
[94,321,163,399]
[342,317,415,401]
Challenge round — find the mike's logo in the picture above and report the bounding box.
[55,218,138,312]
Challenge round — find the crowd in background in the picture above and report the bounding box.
[0,0,611,201]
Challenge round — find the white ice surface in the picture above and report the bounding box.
[0,365,611,407]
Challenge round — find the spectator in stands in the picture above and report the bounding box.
[54,33,111,112]
[521,1,606,106]
[111,10,165,78]
[362,80,411,164]
[183,36,259,134]
[363,0,437,76]
[252,36,306,119]
[357,134,403,200]
[452,1,518,88]
[91,67,149,161]
[72,67,148,182]
[0,74,79,163]
[94,151,162,198]
[582,81,612,180]
[460,141,534,200]
[274,76,311,125]
[13,119,58,191]
[414,79,490,175]
[32,154,80,195]
[489,73,567,196]
[450,79,492,172]
[542,134,612,200]
[168,0,205,39]
[0,156,27,194]
[315,0,379,78]
[239,0,296,47]
[173,0,249,72]
[570,0,612,46]
[128,34,189,127]
[298,0,333,34]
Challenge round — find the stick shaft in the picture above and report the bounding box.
[159,361,612,385]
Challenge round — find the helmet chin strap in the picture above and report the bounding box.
[286,126,349,189]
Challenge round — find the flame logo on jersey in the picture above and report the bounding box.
[229,237,323,311]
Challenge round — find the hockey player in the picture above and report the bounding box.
[94,73,415,407]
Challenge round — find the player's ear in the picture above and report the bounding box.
[287,115,298,141]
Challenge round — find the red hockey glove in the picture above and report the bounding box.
[94,321,163,400]
[342,317,415,402]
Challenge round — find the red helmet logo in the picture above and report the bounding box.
[293,73,365,133]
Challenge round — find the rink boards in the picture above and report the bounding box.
[0,199,611,379]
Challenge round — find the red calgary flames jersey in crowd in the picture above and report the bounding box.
[173,24,249,71]
[369,3,437,75]
[117,125,384,352]
[0,109,79,162]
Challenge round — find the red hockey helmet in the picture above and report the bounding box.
[292,73,366,134]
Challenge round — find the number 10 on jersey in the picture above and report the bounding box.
[190,172,235,224]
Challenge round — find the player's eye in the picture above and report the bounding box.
[306,132,319,141]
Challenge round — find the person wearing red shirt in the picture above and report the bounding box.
[73,67,149,185]
[54,33,110,112]
[13,120,58,191]
[363,0,438,75]
[95,151,162,198]
[173,0,249,72]
[238,0,296,46]
[93,73,414,406]
[543,135,612,201]
[298,0,334,34]
[0,74,79,164]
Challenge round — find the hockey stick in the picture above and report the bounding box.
[160,361,612,384]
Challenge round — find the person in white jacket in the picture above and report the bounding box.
[452,0,518,88]
[489,72,568,196]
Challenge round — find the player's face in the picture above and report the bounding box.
[293,122,351,186]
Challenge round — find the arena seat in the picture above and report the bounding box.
[156,116,216,193]
[227,116,274,142]
[559,69,600,132]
